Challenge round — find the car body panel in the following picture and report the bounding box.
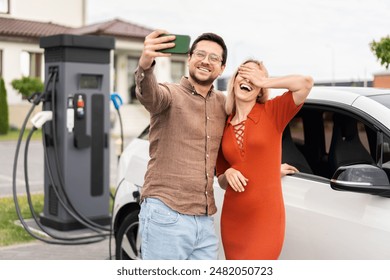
[117,138,149,188]
[280,175,390,259]
[306,87,360,105]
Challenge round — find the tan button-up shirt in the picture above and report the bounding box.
[135,65,226,215]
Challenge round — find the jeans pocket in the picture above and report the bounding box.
[150,203,180,225]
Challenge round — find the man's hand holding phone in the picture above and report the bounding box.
[139,30,173,69]
[139,30,190,70]
[159,34,191,54]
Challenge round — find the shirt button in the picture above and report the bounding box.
[206,154,209,158]
[207,116,210,120]
[205,191,208,195]
[141,72,144,77]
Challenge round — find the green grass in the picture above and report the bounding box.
[0,190,115,247]
[0,194,44,246]
[0,128,42,141]
[0,129,44,246]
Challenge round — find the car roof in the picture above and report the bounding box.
[302,86,390,131]
[311,86,390,97]
[271,86,390,106]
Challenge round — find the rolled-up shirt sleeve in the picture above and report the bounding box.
[135,63,171,114]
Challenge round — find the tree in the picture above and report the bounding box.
[370,36,390,70]
[11,76,44,99]
[0,77,9,135]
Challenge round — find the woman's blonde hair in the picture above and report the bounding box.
[225,59,269,115]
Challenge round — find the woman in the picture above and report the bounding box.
[216,59,313,260]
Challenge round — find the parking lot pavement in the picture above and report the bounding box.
[0,218,115,260]
[0,103,149,259]
[0,239,113,260]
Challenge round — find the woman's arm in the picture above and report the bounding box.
[261,75,313,106]
[238,63,314,106]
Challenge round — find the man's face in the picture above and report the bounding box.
[188,40,225,87]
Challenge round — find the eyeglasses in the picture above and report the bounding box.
[192,50,222,64]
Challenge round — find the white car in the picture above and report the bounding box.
[112,86,390,260]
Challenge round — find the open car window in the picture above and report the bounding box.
[283,106,378,180]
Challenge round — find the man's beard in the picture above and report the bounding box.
[189,71,216,87]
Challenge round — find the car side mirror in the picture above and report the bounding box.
[330,164,390,197]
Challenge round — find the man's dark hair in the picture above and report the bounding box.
[189,33,228,66]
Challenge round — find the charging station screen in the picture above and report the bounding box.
[79,74,102,90]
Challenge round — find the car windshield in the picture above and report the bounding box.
[368,94,390,110]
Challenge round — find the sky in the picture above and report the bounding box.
[87,0,390,83]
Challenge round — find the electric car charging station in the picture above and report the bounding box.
[39,34,115,231]
[12,34,117,247]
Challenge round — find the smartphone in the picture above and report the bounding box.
[159,34,191,54]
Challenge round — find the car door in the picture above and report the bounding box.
[279,103,390,259]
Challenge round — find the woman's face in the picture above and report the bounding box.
[233,62,262,102]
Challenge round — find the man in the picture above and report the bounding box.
[135,29,228,259]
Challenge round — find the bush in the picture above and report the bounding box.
[0,78,9,135]
[370,36,390,70]
[11,76,44,98]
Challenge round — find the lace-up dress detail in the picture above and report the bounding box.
[233,120,246,156]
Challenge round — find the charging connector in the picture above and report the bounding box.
[31,111,53,129]
[66,96,74,133]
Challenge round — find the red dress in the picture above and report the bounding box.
[216,92,302,260]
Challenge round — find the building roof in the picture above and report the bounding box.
[0,17,70,40]
[69,18,152,40]
[373,70,390,76]
[0,17,152,42]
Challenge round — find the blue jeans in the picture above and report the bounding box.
[139,198,218,260]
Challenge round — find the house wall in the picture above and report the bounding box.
[1,0,86,106]
[373,73,390,88]
[3,0,85,27]
[1,0,187,127]
[0,40,43,104]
